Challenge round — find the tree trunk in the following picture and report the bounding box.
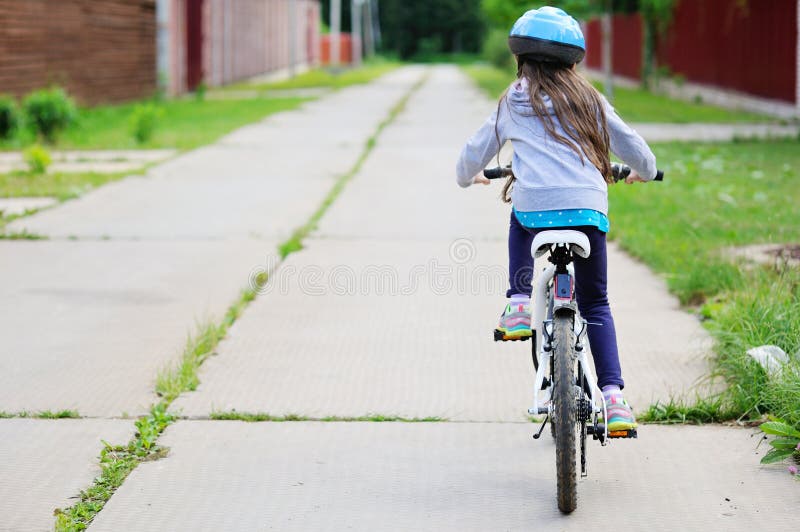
[641,18,655,90]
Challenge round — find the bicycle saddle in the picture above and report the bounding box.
[531,230,591,259]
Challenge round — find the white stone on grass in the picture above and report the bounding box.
[746,345,790,376]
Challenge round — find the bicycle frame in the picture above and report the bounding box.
[527,252,609,445]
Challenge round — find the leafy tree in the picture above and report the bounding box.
[481,0,673,89]
[320,0,353,32]
[481,0,637,28]
[639,0,677,89]
[378,0,485,59]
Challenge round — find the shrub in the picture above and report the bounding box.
[23,87,76,143]
[414,36,443,60]
[129,103,164,144]
[194,81,207,102]
[0,95,20,140]
[24,144,52,174]
[483,29,515,71]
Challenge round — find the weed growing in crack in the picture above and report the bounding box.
[209,411,446,423]
[54,403,175,531]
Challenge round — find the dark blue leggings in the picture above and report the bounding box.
[507,211,624,389]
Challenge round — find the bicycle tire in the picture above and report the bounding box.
[553,313,578,513]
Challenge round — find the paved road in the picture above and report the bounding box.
[1,66,794,530]
[0,67,425,529]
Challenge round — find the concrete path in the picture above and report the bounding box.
[0,197,57,217]
[0,419,132,532]
[91,421,793,531]
[173,66,714,421]
[632,122,799,143]
[0,67,426,529]
[0,239,268,416]
[96,65,795,531]
[8,68,423,240]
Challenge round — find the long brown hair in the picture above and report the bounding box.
[498,56,612,203]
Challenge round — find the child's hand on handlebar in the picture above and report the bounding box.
[474,173,491,185]
[624,170,647,184]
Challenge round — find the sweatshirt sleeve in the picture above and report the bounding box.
[603,97,658,181]
[456,109,501,188]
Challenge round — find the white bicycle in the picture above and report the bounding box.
[484,163,663,513]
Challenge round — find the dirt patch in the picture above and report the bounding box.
[766,245,800,261]
[727,243,800,268]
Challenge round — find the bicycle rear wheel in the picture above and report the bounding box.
[552,313,579,513]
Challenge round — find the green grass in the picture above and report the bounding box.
[38,409,80,419]
[224,57,400,92]
[0,228,47,240]
[639,399,737,425]
[1,97,308,151]
[610,140,800,304]
[461,63,772,123]
[209,412,445,422]
[0,410,80,419]
[0,169,130,200]
[155,288,256,403]
[608,139,800,428]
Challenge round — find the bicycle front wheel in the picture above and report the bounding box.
[552,313,579,513]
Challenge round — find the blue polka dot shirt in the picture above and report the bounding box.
[513,208,610,233]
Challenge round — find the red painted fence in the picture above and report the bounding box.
[585,0,797,103]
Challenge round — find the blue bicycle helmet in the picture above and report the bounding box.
[508,6,585,65]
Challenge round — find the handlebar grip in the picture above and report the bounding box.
[611,163,631,182]
[483,167,506,180]
[612,163,665,182]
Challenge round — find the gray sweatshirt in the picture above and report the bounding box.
[456,79,657,215]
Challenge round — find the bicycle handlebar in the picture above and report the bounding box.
[611,164,664,183]
[483,163,664,182]
[483,166,513,179]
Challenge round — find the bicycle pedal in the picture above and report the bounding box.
[607,428,638,439]
[493,329,531,342]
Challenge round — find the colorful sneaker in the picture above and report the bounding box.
[603,393,637,432]
[495,301,532,341]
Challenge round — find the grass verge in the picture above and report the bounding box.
[0,169,131,200]
[209,412,445,422]
[53,71,426,531]
[609,139,800,429]
[461,63,773,123]
[1,97,308,151]
[223,57,400,92]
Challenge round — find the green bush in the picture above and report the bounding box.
[483,28,515,71]
[24,144,52,174]
[194,81,207,102]
[129,103,164,144]
[0,95,20,140]
[414,36,444,60]
[23,87,76,143]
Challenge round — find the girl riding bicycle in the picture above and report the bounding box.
[456,6,658,431]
